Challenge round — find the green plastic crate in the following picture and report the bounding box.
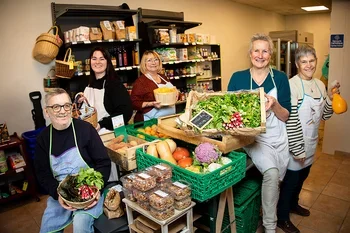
[136,148,246,202]
[222,190,261,233]
[233,179,261,206]
[126,119,160,141]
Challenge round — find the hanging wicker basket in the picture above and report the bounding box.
[55,48,76,79]
[43,68,59,92]
[33,26,63,64]
[72,98,98,128]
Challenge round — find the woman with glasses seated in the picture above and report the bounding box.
[34,88,111,233]
[131,50,177,122]
[76,47,133,131]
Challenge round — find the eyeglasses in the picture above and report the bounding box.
[46,103,72,113]
[146,58,160,63]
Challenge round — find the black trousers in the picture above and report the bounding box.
[277,165,312,221]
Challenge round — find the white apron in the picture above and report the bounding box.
[143,73,176,121]
[288,78,324,171]
[84,81,119,182]
[244,70,290,180]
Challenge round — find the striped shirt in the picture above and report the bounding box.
[287,75,333,158]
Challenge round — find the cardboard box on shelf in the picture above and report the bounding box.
[8,153,26,169]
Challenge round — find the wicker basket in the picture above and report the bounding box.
[57,175,99,209]
[72,98,98,128]
[43,68,59,92]
[33,26,63,64]
[56,48,77,79]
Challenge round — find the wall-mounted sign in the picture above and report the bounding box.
[330,34,344,48]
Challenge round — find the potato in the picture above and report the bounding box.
[129,140,138,147]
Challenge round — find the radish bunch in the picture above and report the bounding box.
[222,112,244,129]
[78,185,96,200]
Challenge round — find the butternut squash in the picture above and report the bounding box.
[146,144,158,158]
[332,88,347,114]
[164,139,177,153]
[156,141,177,165]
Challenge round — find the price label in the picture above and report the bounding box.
[190,110,213,130]
[173,181,187,189]
[155,190,168,197]
[16,167,24,173]
[120,39,125,42]
[155,165,166,170]
[138,173,151,179]
[184,42,189,45]
[83,40,91,44]
[72,42,77,45]
[97,40,102,43]
[126,66,132,70]
[108,39,114,42]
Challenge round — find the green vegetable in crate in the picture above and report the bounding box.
[192,92,261,130]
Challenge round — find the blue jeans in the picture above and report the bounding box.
[73,213,95,233]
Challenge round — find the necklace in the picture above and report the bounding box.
[299,75,315,93]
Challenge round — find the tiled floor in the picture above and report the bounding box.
[0,121,349,233]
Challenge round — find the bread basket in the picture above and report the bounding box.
[57,175,99,209]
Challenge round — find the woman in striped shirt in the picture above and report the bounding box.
[277,45,340,233]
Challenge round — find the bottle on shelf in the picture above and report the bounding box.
[132,45,139,66]
[122,46,128,66]
[117,46,123,67]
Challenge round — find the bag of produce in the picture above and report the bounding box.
[179,88,266,137]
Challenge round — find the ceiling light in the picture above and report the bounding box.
[301,6,329,11]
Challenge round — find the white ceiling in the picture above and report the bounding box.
[229,0,332,15]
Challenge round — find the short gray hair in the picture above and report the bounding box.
[249,33,274,55]
[295,45,317,63]
[45,88,71,105]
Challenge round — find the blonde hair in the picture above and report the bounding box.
[45,88,71,106]
[140,50,163,74]
[249,33,274,55]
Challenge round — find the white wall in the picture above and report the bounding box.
[0,0,285,135]
[322,0,350,154]
[285,13,331,80]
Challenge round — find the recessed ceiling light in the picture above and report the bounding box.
[301,6,329,11]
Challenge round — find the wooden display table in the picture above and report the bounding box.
[123,198,195,233]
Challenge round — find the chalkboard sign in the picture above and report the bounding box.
[190,110,213,130]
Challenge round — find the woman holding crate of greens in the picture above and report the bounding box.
[228,33,291,233]
[34,88,111,233]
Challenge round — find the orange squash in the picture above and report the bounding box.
[332,88,347,114]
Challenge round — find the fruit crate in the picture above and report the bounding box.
[126,119,163,142]
[136,148,246,202]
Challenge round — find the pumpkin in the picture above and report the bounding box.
[332,88,347,114]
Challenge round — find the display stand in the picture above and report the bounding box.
[216,187,236,233]
[123,198,195,233]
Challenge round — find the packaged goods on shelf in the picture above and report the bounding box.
[78,26,89,41]
[113,21,126,40]
[132,172,157,192]
[196,34,203,43]
[146,164,172,182]
[168,181,191,201]
[150,206,175,220]
[89,27,102,40]
[8,153,26,169]
[126,26,137,40]
[174,196,191,210]
[187,34,196,43]
[100,21,115,40]
[155,48,177,62]
[176,48,188,61]
[154,29,170,44]
[149,190,174,211]
[176,34,187,43]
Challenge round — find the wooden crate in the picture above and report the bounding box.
[157,114,255,153]
[180,88,266,137]
[100,133,154,171]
